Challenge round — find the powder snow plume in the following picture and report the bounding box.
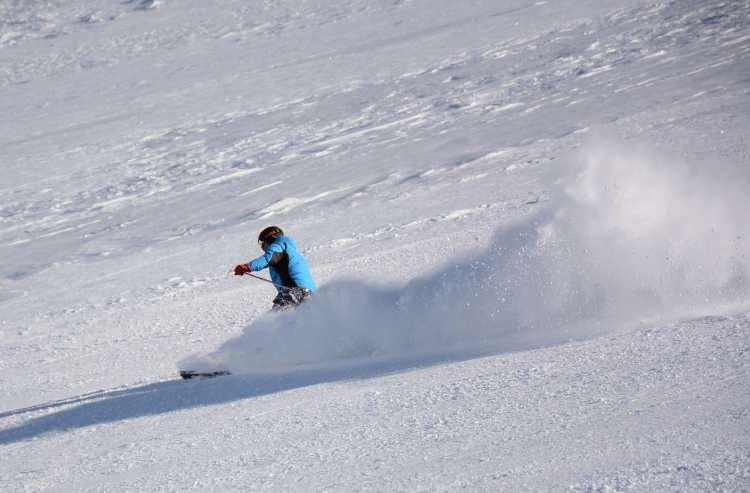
[181,138,750,375]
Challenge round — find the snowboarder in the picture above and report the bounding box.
[233,226,317,310]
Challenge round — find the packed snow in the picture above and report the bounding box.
[1,0,749,491]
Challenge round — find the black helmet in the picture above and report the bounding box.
[258,226,284,244]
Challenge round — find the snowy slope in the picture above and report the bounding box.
[1,0,749,490]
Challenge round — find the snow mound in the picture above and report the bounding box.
[182,137,750,375]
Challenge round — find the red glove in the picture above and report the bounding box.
[234,264,251,276]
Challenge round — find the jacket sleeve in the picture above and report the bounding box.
[248,241,285,272]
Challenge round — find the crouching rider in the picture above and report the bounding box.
[234,226,317,310]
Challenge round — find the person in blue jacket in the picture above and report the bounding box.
[234,226,317,310]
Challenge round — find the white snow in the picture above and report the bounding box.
[1,0,749,491]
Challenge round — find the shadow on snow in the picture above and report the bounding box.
[0,350,498,445]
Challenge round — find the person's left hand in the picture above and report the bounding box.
[234,264,251,276]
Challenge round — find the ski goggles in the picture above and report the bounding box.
[258,238,274,250]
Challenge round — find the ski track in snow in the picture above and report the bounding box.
[1,0,749,490]
[1,314,749,490]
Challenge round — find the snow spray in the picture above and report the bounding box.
[181,137,750,375]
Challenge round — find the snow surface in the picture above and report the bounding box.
[1,0,749,490]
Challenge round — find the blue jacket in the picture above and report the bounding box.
[247,236,316,293]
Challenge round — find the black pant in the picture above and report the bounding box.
[272,287,311,311]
